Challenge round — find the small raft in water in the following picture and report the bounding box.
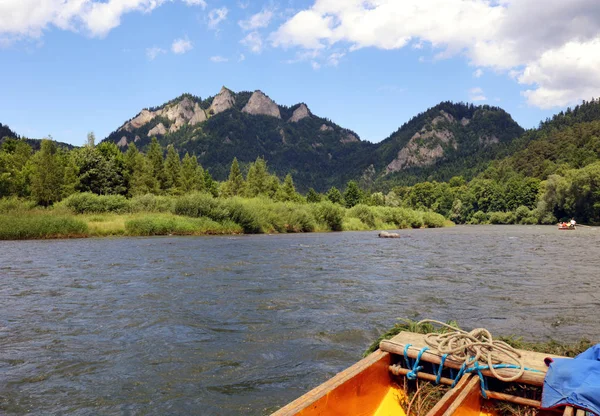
[273,330,570,416]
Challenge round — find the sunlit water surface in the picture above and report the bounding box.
[1,226,599,415]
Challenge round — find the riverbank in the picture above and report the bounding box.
[0,193,451,240]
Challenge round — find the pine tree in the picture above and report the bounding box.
[326,186,343,205]
[164,145,182,193]
[147,137,166,190]
[180,152,201,193]
[204,170,219,197]
[306,188,321,203]
[275,173,299,201]
[245,157,270,197]
[343,180,362,208]
[222,157,245,197]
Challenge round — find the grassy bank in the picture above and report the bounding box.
[0,193,450,240]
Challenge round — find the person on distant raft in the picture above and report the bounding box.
[570,218,576,228]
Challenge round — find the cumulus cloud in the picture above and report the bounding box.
[240,31,263,53]
[469,87,487,102]
[171,37,193,54]
[473,68,483,78]
[270,0,600,108]
[208,7,228,30]
[0,0,210,42]
[239,8,274,31]
[210,55,228,62]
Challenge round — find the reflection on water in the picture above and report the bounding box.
[1,225,599,415]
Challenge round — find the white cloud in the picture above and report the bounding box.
[469,87,487,102]
[327,52,345,66]
[0,0,212,41]
[182,0,207,9]
[208,7,228,30]
[239,8,274,31]
[473,68,483,78]
[270,0,600,108]
[238,53,246,62]
[146,46,166,60]
[240,31,263,53]
[311,61,320,70]
[210,55,228,63]
[171,36,193,54]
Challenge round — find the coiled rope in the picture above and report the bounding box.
[417,319,526,383]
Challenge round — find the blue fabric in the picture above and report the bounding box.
[541,344,600,415]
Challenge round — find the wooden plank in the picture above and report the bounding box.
[484,391,540,407]
[575,410,585,416]
[390,365,455,385]
[272,350,395,416]
[425,375,473,416]
[563,407,574,416]
[442,376,482,416]
[380,331,569,386]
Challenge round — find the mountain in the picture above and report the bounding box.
[103,88,524,191]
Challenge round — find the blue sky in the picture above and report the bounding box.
[1,0,599,146]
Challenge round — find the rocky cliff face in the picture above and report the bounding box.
[209,87,235,115]
[242,91,281,118]
[289,104,310,122]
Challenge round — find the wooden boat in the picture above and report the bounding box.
[273,331,574,416]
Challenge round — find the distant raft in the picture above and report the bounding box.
[379,231,401,238]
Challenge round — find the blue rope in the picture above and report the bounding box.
[435,354,448,385]
[403,344,412,369]
[406,347,429,380]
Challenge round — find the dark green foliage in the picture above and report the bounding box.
[306,188,322,203]
[343,180,362,208]
[326,186,343,204]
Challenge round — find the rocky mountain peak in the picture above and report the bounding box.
[242,90,281,119]
[289,103,311,122]
[209,87,236,115]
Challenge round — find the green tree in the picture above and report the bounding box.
[164,145,182,192]
[180,152,202,193]
[275,173,300,202]
[28,139,65,206]
[222,157,245,197]
[147,137,166,190]
[343,180,362,208]
[245,157,270,197]
[326,186,343,204]
[0,138,32,197]
[306,188,321,203]
[204,170,219,197]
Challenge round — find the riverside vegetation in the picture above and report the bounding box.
[0,136,447,239]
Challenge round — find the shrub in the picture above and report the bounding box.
[124,214,242,236]
[342,217,370,231]
[62,192,129,214]
[310,201,345,231]
[469,210,488,225]
[489,211,516,224]
[0,197,37,214]
[0,214,88,239]
[129,194,174,213]
[348,204,376,228]
[515,205,532,223]
[422,212,446,228]
[280,204,316,232]
[220,198,264,233]
[173,193,229,221]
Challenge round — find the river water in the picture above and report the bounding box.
[1,225,599,415]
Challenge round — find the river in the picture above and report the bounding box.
[1,225,599,415]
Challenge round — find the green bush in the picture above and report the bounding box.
[348,204,376,228]
[277,204,316,232]
[422,212,446,228]
[61,192,130,214]
[342,217,370,231]
[173,193,229,221]
[129,194,175,213]
[310,201,345,231]
[489,211,516,224]
[124,214,242,236]
[220,198,264,233]
[0,214,88,239]
[0,197,37,214]
[469,210,489,224]
[515,206,532,223]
